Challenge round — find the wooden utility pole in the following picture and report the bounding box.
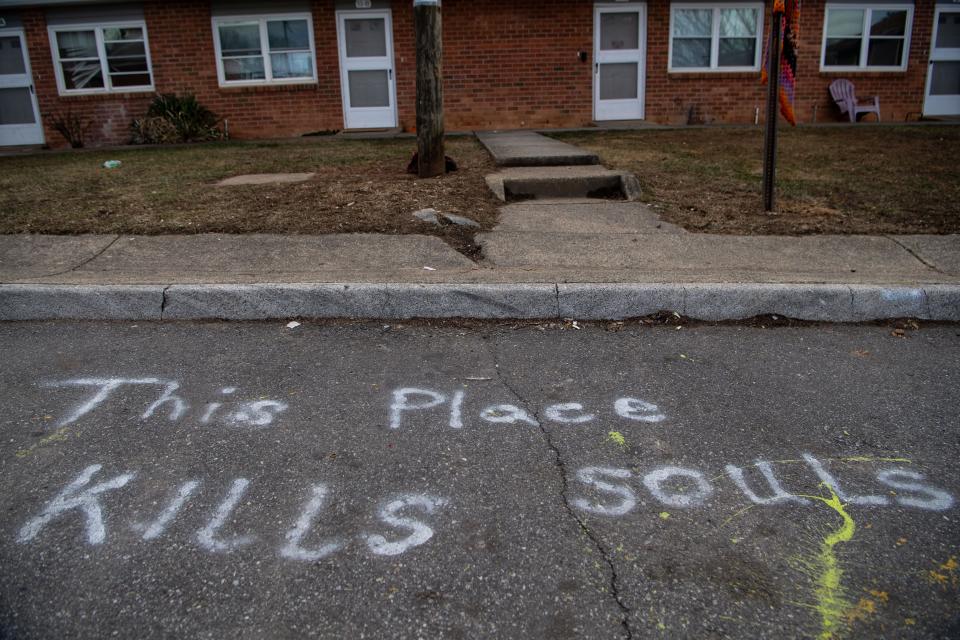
[761,9,783,212]
[414,0,445,178]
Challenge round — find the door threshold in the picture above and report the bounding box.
[590,120,661,130]
[338,128,408,139]
[0,144,45,156]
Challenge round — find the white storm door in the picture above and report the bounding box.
[924,7,960,116]
[594,4,646,121]
[337,10,397,129]
[0,29,44,146]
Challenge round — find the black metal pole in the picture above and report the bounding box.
[762,11,783,212]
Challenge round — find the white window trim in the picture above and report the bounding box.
[668,2,764,72]
[212,12,317,87]
[820,3,914,72]
[48,20,155,96]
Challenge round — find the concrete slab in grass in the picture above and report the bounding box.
[683,283,854,321]
[216,172,315,186]
[0,235,118,281]
[0,284,163,320]
[162,283,559,320]
[558,283,684,319]
[892,235,960,275]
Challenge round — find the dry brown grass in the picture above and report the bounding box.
[555,125,960,235]
[0,135,499,255]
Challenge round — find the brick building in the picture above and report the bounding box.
[0,0,957,148]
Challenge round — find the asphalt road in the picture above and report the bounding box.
[1,320,958,639]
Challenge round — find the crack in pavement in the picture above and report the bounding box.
[483,336,634,640]
[884,235,945,274]
[37,235,121,279]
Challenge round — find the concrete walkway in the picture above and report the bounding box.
[1,229,958,321]
[476,130,598,167]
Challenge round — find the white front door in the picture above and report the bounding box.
[924,7,960,116]
[594,3,646,121]
[336,10,397,129]
[0,28,44,146]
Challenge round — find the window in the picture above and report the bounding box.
[821,4,913,70]
[213,14,315,85]
[49,23,153,94]
[669,4,763,71]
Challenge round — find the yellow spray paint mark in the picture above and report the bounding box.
[792,484,856,640]
[845,596,876,626]
[659,511,670,520]
[15,427,70,459]
[926,555,958,589]
[868,590,888,603]
[607,431,627,449]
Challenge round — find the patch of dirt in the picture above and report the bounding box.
[0,136,500,259]
[557,125,960,235]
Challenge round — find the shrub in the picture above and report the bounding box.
[131,94,223,144]
[48,109,92,148]
[129,116,180,145]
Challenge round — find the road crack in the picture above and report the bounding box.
[160,285,171,319]
[484,336,633,639]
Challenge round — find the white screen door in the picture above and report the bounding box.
[594,3,646,121]
[337,10,397,129]
[924,7,960,116]
[0,29,44,146]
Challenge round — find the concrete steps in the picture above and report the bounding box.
[485,166,642,202]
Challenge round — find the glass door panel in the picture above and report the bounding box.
[0,30,44,145]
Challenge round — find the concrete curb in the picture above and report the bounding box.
[1,283,957,322]
[0,285,165,320]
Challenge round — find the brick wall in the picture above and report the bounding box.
[22,0,937,148]
[24,0,345,147]
[645,0,934,125]
[423,0,595,131]
[793,0,935,124]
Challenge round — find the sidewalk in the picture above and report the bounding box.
[1,227,957,321]
[2,130,958,322]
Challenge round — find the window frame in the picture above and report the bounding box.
[820,3,914,72]
[668,2,765,72]
[211,12,317,87]
[48,20,155,95]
